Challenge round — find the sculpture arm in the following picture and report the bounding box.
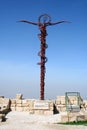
[19,20,38,25]
[48,21,70,26]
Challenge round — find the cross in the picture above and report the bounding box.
[19,14,69,100]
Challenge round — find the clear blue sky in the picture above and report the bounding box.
[0,0,87,99]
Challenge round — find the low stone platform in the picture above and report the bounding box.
[61,112,86,123]
[11,98,54,115]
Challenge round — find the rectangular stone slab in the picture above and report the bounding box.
[34,101,49,110]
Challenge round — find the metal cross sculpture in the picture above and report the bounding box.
[19,14,68,100]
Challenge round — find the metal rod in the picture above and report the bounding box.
[19,14,68,100]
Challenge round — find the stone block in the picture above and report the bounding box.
[55,100,61,105]
[60,100,65,105]
[34,100,49,110]
[27,100,34,110]
[11,104,16,107]
[22,103,29,107]
[22,100,29,107]
[23,107,29,111]
[11,99,16,104]
[49,101,54,107]
[22,100,27,103]
[0,98,10,105]
[84,114,87,120]
[44,110,53,115]
[16,107,23,112]
[16,103,22,107]
[57,105,66,112]
[61,112,85,123]
[0,98,10,114]
[16,99,22,104]
[76,115,85,121]
[16,94,23,99]
[11,107,15,111]
[56,96,65,105]
[34,110,44,115]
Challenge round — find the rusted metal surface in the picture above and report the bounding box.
[19,14,68,100]
[37,14,50,100]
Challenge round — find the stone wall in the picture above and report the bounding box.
[0,93,85,116]
[55,95,83,112]
[10,95,54,115]
[10,94,84,114]
[11,99,35,112]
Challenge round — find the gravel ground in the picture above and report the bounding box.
[0,111,87,130]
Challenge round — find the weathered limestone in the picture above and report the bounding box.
[10,93,85,115]
[33,100,54,115]
[11,98,34,112]
[16,94,23,100]
[10,99,16,111]
[11,99,22,111]
[56,96,65,105]
[83,100,87,110]
[56,105,66,112]
[1,93,85,116]
[10,95,54,115]
[55,95,83,112]
[55,96,66,112]
[61,112,85,122]
[0,97,11,114]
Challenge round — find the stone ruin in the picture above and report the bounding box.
[11,94,54,115]
[1,93,87,122]
[55,93,87,122]
[0,96,11,122]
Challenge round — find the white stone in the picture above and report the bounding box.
[34,101,49,110]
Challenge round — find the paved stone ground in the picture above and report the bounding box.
[0,111,87,130]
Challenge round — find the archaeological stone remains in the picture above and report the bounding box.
[1,93,87,122]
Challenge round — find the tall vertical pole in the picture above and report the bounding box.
[19,14,68,100]
[38,24,48,100]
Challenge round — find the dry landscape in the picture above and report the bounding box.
[1,94,87,130]
[0,111,87,130]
